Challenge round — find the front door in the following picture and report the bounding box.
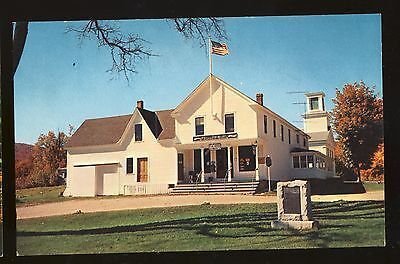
[137,158,148,182]
[216,147,228,178]
[178,153,184,182]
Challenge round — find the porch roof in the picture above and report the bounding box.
[175,137,259,150]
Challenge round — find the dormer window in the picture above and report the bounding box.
[135,124,142,141]
[195,117,204,135]
[225,113,234,133]
[310,97,319,110]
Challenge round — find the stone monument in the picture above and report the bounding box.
[271,180,319,230]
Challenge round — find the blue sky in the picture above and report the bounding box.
[14,14,382,144]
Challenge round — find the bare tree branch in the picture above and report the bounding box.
[13,21,29,76]
[67,20,156,82]
[66,18,227,83]
[169,17,227,49]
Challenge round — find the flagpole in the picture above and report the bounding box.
[209,38,212,75]
[209,38,213,116]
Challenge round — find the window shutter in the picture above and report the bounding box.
[126,158,134,174]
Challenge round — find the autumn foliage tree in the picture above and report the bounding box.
[29,131,69,187]
[361,142,384,182]
[15,131,69,189]
[332,81,383,181]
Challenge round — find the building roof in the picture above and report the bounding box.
[305,91,325,97]
[138,108,163,139]
[65,114,132,148]
[137,108,176,140]
[66,108,176,148]
[155,109,175,140]
[308,131,329,142]
[172,74,309,138]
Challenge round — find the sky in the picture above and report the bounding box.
[14,14,382,144]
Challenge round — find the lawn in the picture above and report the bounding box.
[16,185,70,206]
[362,182,384,192]
[16,200,385,255]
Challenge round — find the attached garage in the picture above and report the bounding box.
[95,164,120,195]
[70,162,120,197]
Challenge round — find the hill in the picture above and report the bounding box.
[15,143,34,161]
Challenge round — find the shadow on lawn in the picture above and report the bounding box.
[17,201,384,247]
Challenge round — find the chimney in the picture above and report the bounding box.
[256,93,263,106]
[137,100,144,109]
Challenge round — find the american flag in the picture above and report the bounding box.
[211,40,229,56]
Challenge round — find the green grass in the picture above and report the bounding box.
[16,201,385,255]
[16,185,70,206]
[362,182,384,192]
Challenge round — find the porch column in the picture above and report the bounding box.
[201,148,205,183]
[227,146,232,182]
[255,145,259,181]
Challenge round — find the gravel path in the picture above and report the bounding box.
[16,191,384,220]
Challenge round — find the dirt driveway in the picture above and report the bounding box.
[16,190,384,220]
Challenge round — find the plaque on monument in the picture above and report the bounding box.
[271,180,319,230]
[283,186,301,214]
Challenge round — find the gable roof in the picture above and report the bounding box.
[66,108,176,148]
[138,108,163,139]
[172,74,257,114]
[172,74,309,138]
[137,108,176,140]
[65,114,132,148]
[155,109,175,140]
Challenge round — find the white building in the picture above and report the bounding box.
[64,75,335,197]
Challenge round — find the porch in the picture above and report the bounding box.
[290,149,335,180]
[176,138,263,184]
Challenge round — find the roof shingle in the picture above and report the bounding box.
[65,114,132,148]
[66,108,175,148]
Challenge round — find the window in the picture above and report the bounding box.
[280,124,284,142]
[273,120,276,137]
[135,124,142,141]
[310,97,319,110]
[238,145,256,171]
[225,113,235,133]
[293,156,300,168]
[300,155,307,168]
[303,137,306,147]
[195,117,204,135]
[288,129,291,144]
[126,158,133,174]
[322,97,325,111]
[296,134,300,144]
[307,155,314,168]
[264,115,268,133]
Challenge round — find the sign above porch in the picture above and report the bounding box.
[209,143,222,150]
[193,132,238,142]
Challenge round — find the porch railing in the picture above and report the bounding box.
[194,170,203,191]
[223,168,232,191]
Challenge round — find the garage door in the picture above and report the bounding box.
[96,164,119,195]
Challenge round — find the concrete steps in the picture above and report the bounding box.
[170,181,259,194]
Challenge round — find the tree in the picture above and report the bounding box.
[15,158,33,189]
[361,142,384,182]
[12,18,227,81]
[29,131,69,187]
[332,81,383,182]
